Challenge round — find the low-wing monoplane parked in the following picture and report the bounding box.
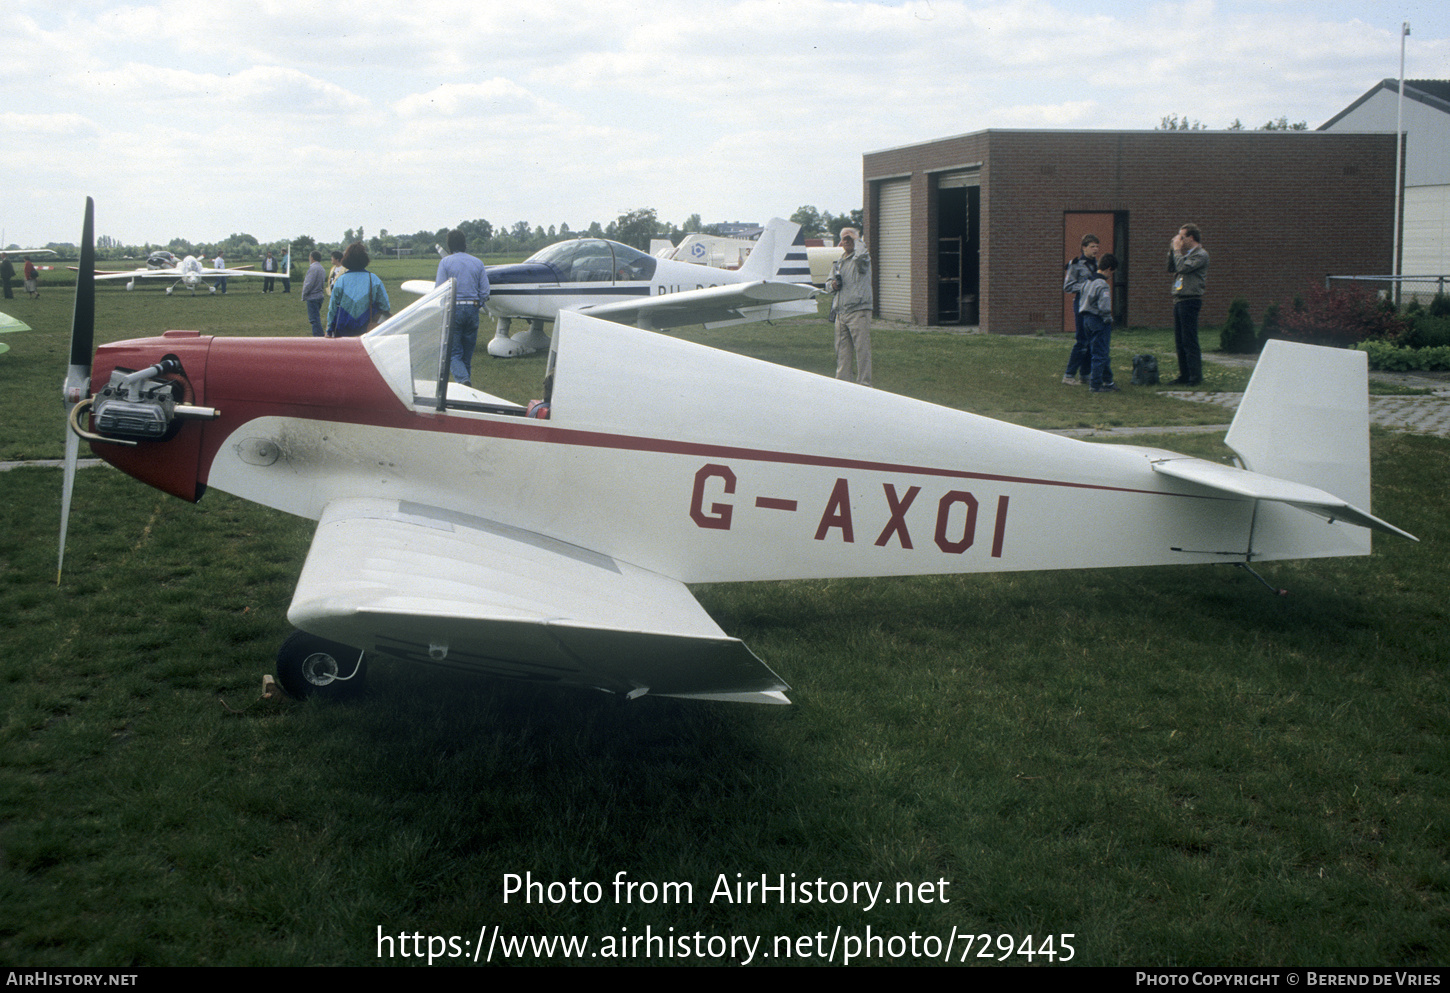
[400,218,818,357]
[59,199,1415,707]
[78,252,267,294]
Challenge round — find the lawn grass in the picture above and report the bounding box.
[0,281,1445,966]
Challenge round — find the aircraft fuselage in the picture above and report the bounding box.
[482,240,739,324]
[86,323,1355,593]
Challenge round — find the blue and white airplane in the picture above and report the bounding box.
[402,217,818,357]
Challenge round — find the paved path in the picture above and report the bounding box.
[1160,383,1450,438]
[1053,356,1450,439]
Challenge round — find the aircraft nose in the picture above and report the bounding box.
[83,332,218,502]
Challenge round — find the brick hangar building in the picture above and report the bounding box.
[860,129,1398,334]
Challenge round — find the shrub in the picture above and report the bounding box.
[1276,282,1409,347]
[1258,302,1281,351]
[1356,340,1450,371]
[1218,298,1257,353]
[1403,314,1450,349]
[1430,292,1450,318]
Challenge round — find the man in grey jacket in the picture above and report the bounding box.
[829,227,873,386]
[1168,223,1209,385]
[302,251,327,336]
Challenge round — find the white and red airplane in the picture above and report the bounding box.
[59,199,1415,705]
[400,218,818,358]
[78,251,267,294]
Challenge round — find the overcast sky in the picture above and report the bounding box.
[3,0,1447,248]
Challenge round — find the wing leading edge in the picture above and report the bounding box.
[580,279,818,330]
[287,498,790,704]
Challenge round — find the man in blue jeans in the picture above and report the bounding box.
[301,251,327,336]
[435,229,491,387]
[1081,253,1119,393]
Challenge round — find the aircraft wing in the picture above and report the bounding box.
[78,267,163,280]
[579,279,818,330]
[286,497,791,704]
[79,267,272,280]
[1149,457,1417,540]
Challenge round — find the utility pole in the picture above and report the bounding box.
[1392,21,1409,306]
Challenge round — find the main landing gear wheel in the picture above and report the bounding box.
[276,630,368,701]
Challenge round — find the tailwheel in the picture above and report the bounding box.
[276,630,368,700]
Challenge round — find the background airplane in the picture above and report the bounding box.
[655,230,839,286]
[79,253,270,294]
[59,198,1413,708]
[401,217,818,357]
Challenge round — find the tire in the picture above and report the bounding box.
[276,630,368,701]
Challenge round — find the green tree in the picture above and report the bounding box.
[1259,117,1308,131]
[1258,302,1281,351]
[612,207,658,250]
[791,205,824,236]
[1219,297,1257,353]
[826,210,863,240]
[1156,114,1204,131]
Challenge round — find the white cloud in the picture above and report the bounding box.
[3,0,1448,243]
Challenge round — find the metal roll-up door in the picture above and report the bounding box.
[875,179,912,321]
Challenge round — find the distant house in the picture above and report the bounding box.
[861,129,1396,333]
[1320,79,1450,290]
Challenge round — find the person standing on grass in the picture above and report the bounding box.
[1082,253,1119,393]
[1,253,13,299]
[1168,223,1209,385]
[326,250,344,299]
[326,242,390,337]
[1062,234,1099,384]
[828,227,873,387]
[434,229,491,388]
[23,257,39,299]
[302,251,327,337]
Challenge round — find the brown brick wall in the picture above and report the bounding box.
[863,130,1397,333]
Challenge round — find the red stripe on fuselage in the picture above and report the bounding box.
[98,335,1217,504]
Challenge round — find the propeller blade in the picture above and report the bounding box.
[58,197,96,585]
[65,196,95,401]
[58,429,79,585]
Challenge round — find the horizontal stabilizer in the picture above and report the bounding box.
[1150,457,1416,541]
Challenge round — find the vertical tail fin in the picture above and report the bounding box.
[738,218,810,283]
[1224,339,1376,557]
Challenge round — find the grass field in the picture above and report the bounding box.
[0,278,1446,967]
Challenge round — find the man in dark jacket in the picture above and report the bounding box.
[1168,224,1210,385]
[1062,234,1099,384]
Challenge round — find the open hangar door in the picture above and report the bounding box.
[936,171,980,325]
